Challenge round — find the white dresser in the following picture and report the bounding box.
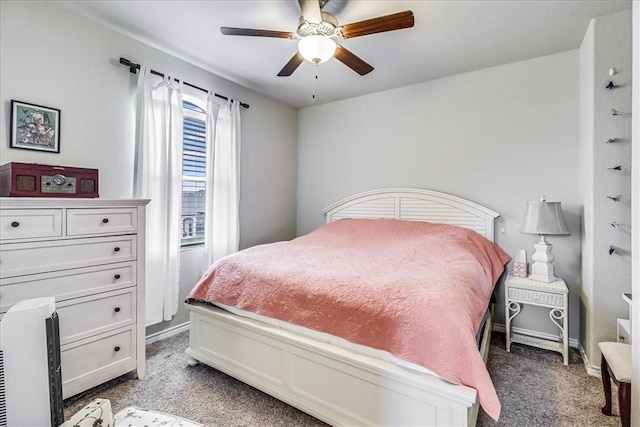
[0,198,149,399]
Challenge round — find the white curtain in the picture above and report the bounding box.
[133,67,183,326]
[205,95,241,265]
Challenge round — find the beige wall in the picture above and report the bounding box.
[0,1,298,335]
[630,2,639,421]
[297,50,582,341]
[579,9,633,368]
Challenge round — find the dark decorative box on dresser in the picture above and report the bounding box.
[0,162,99,198]
[0,198,149,399]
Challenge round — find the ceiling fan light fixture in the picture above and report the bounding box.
[297,35,336,64]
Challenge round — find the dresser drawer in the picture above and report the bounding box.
[67,208,138,236]
[0,262,135,313]
[61,327,135,398]
[58,288,135,345]
[0,235,136,278]
[508,287,565,307]
[0,209,62,241]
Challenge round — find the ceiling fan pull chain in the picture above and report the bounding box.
[312,63,318,99]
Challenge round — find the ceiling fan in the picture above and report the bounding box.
[220,0,415,77]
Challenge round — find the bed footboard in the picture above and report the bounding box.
[186,303,487,427]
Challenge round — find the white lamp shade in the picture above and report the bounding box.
[298,35,336,64]
[520,201,570,235]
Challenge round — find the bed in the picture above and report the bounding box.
[184,188,507,426]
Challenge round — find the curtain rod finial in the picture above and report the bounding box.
[119,57,139,74]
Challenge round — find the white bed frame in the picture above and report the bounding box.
[185,188,500,426]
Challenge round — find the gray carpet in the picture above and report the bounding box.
[477,333,621,427]
[64,331,623,426]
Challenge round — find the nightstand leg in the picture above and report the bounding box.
[550,307,569,365]
[505,300,520,352]
[563,296,569,365]
[505,301,521,352]
[563,316,569,365]
[505,304,511,352]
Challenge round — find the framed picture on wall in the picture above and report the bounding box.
[10,100,61,153]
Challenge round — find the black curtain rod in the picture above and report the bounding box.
[119,57,249,109]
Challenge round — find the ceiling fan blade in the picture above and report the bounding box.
[221,27,294,39]
[298,0,322,23]
[340,10,415,39]
[334,45,374,76]
[277,52,305,76]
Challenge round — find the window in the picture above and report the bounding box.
[181,100,207,247]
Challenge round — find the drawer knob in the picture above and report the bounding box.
[114,274,121,280]
[114,307,121,313]
[102,218,109,224]
[114,247,120,252]
[114,346,121,352]
[10,221,19,228]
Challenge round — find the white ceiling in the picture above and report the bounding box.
[56,0,631,109]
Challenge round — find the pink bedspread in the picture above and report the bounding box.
[186,219,510,420]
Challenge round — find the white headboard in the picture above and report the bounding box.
[323,188,500,242]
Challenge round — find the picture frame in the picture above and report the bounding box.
[10,100,61,153]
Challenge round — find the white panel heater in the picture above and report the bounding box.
[0,297,64,427]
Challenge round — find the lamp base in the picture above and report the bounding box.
[529,241,558,283]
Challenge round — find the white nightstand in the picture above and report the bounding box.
[505,275,569,365]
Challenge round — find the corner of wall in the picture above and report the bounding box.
[578,8,633,366]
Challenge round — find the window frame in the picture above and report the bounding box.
[180,95,208,248]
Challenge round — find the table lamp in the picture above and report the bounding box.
[520,196,570,282]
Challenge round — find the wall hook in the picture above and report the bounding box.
[605,81,619,90]
[605,138,618,143]
[609,246,616,255]
[609,67,616,76]
[607,195,622,201]
[610,221,620,229]
[611,108,621,115]
[608,165,622,171]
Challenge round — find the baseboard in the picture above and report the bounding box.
[493,323,579,349]
[579,343,601,377]
[145,321,190,345]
